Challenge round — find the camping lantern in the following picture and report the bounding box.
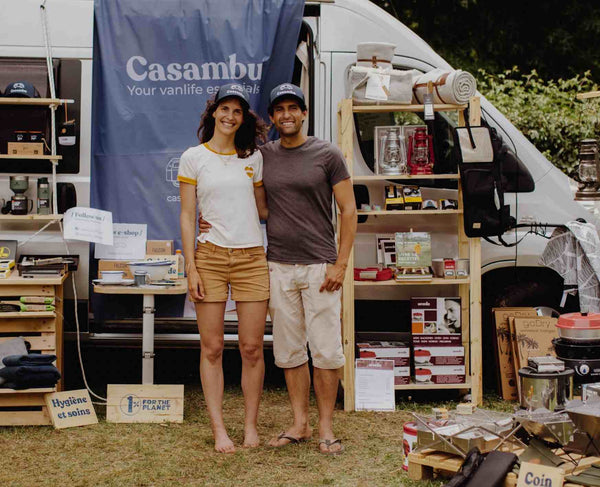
[379,127,407,175]
[575,139,600,201]
[407,126,434,175]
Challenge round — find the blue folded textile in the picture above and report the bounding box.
[1,372,61,389]
[2,354,57,367]
[0,365,60,380]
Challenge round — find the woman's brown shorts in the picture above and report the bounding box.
[194,241,269,302]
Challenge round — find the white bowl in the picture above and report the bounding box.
[127,260,171,282]
[102,270,124,283]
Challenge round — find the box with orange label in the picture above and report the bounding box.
[414,365,465,384]
[413,346,464,366]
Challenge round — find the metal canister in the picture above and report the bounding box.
[37,177,51,215]
[518,367,574,411]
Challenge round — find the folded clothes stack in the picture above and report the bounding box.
[0,354,60,389]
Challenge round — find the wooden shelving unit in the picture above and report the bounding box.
[0,273,67,425]
[0,154,62,161]
[0,98,73,106]
[337,98,482,411]
[0,214,62,222]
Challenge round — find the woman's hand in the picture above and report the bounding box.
[187,268,205,301]
[198,212,212,234]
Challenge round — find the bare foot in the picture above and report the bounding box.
[214,429,236,454]
[242,427,260,448]
[318,438,344,455]
[268,425,312,447]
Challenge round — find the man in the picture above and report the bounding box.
[200,84,357,454]
[261,84,356,455]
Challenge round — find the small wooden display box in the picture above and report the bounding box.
[0,273,67,425]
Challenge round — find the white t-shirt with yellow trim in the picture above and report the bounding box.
[177,143,264,248]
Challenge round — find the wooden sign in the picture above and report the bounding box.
[106,384,184,423]
[45,389,98,429]
[513,317,557,371]
[493,308,537,401]
[517,462,563,487]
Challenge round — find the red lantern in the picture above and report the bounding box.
[407,127,434,175]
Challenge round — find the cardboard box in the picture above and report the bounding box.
[7,142,44,156]
[357,341,410,366]
[513,316,557,371]
[144,254,178,279]
[411,297,461,346]
[394,367,410,385]
[414,365,466,384]
[146,240,174,255]
[413,346,465,366]
[98,260,133,279]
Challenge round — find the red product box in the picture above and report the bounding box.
[413,346,465,366]
[414,365,466,384]
[358,341,410,367]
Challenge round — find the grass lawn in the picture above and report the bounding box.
[0,383,513,487]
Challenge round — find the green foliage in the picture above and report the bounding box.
[477,68,600,176]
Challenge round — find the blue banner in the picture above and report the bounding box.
[91,0,304,244]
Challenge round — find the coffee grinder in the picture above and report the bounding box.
[37,177,51,215]
[9,176,32,215]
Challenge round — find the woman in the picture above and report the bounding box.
[178,83,269,453]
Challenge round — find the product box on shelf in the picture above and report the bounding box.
[357,341,411,385]
[413,346,465,366]
[414,365,466,384]
[146,240,173,255]
[7,142,44,156]
[384,185,404,210]
[98,260,133,279]
[411,297,461,346]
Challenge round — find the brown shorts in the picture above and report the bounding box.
[194,241,269,302]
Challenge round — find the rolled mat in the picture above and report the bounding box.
[413,68,477,105]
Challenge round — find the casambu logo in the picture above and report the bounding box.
[166,157,180,188]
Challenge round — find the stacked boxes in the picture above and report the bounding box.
[357,341,410,385]
[411,297,465,384]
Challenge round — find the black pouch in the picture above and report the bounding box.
[453,111,514,238]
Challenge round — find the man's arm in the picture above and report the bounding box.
[320,178,357,292]
[254,185,268,221]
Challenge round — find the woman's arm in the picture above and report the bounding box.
[179,182,204,300]
[254,185,268,221]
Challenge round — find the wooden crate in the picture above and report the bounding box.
[0,274,66,426]
[407,448,595,486]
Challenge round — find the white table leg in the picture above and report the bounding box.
[142,294,155,384]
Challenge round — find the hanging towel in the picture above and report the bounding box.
[540,220,600,312]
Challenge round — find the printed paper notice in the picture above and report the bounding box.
[355,359,395,411]
[63,207,113,245]
[94,223,147,260]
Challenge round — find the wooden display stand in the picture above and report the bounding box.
[338,98,482,411]
[0,272,67,425]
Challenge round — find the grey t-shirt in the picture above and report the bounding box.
[260,137,350,264]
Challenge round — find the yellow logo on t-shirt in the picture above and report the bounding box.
[244,166,254,178]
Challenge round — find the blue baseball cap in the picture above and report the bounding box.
[4,81,40,98]
[214,83,250,108]
[268,83,306,112]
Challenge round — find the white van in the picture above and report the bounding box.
[0,0,592,351]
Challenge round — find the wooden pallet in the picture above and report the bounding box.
[407,448,598,486]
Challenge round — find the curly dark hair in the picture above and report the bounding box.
[197,97,267,159]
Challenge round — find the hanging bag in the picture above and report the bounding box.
[453,108,514,238]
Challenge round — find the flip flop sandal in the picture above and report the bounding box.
[270,431,310,449]
[318,438,344,456]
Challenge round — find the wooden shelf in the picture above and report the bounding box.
[395,379,471,391]
[358,209,462,216]
[0,98,73,106]
[353,103,466,113]
[355,278,470,286]
[0,387,56,394]
[0,272,67,286]
[0,214,62,222]
[0,154,62,161]
[0,311,56,319]
[353,174,459,182]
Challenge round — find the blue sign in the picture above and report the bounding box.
[91,0,304,243]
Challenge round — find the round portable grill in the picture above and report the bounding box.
[554,313,600,385]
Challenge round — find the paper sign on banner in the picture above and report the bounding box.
[355,359,395,411]
[94,223,147,260]
[63,207,113,245]
[45,390,98,429]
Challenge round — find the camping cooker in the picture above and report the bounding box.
[553,337,600,385]
[556,312,600,342]
[518,367,573,411]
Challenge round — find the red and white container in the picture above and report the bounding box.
[556,312,600,342]
[403,422,418,470]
